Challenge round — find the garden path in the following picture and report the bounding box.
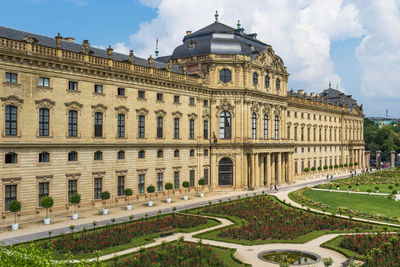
[311,188,390,196]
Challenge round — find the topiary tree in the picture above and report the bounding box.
[101,191,111,209]
[339,164,343,168]
[182,181,190,196]
[303,168,309,173]
[147,185,155,200]
[311,167,316,171]
[317,166,322,171]
[349,163,353,167]
[198,178,206,192]
[165,182,173,198]
[344,163,348,167]
[354,162,358,166]
[329,165,333,169]
[322,257,334,267]
[334,164,339,169]
[323,165,328,170]
[124,188,133,205]
[70,192,81,215]
[40,196,54,220]
[9,200,21,225]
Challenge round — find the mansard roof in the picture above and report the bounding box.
[0,25,183,73]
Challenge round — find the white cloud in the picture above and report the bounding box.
[128,0,364,93]
[113,42,131,55]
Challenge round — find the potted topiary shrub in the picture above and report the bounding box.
[323,165,328,170]
[40,196,54,225]
[329,165,333,169]
[182,181,190,200]
[101,191,111,215]
[344,163,348,168]
[317,166,322,171]
[147,185,155,206]
[70,192,81,220]
[8,200,21,230]
[304,168,309,173]
[375,186,380,193]
[198,178,206,197]
[124,188,133,210]
[348,185,352,193]
[367,189,372,195]
[165,183,173,203]
[311,167,316,172]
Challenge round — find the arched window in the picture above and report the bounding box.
[39,151,49,162]
[94,112,103,137]
[219,111,231,139]
[220,69,231,83]
[265,75,270,88]
[157,149,163,158]
[138,150,145,159]
[38,108,49,136]
[138,115,145,138]
[276,78,281,90]
[117,150,125,160]
[264,114,268,139]
[218,158,233,186]
[189,149,195,157]
[274,115,279,139]
[94,150,102,160]
[253,72,258,85]
[68,110,78,137]
[174,149,180,158]
[68,151,78,161]
[251,112,257,139]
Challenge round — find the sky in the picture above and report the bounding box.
[1,0,400,118]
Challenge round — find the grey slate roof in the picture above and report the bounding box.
[171,21,270,60]
[319,88,358,110]
[0,25,183,73]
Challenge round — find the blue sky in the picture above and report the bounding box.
[1,0,399,118]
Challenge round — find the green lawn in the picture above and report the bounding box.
[328,184,400,193]
[303,190,400,218]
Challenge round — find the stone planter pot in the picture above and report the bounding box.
[329,189,332,192]
[72,213,79,220]
[11,223,19,231]
[102,208,109,215]
[200,192,205,197]
[166,197,171,203]
[44,218,51,225]
[183,195,188,200]
[148,200,153,207]
[126,205,132,210]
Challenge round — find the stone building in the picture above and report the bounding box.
[0,18,365,217]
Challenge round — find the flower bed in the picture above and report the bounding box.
[114,240,226,267]
[45,214,207,254]
[291,187,330,210]
[340,233,400,267]
[202,196,368,241]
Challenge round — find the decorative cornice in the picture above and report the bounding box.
[1,95,24,106]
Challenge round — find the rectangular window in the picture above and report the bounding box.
[190,170,195,187]
[189,119,195,139]
[4,185,17,211]
[204,149,208,156]
[94,177,102,199]
[174,118,179,139]
[189,97,195,105]
[157,117,163,138]
[117,176,125,196]
[174,171,180,189]
[307,128,310,141]
[5,72,17,83]
[68,180,77,202]
[294,127,297,141]
[203,168,209,185]
[138,174,145,194]
[203,100,209,107]
[94,85,103,94]
[174,95,180,103]
[138,90,145,99]
[94,112,103,137]
[5,105,17,136]
[5,153,17,164]
[157,173,163,192]
[295,162,298,174]
[68,110,78,137]
[38,182,49,206]
[117,114,125,138]
[203,120,208,139]
[68,81,78,91]
[117,87,125,96]
[39,77,50,87]
[39,152,49,163]
[68,151,78,162]
[287,126,290,139]
[138,115,145,138]
[94,151,103,160]
[38,108,49,136]
[156,93,163,101]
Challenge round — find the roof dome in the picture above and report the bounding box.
[171,21,269,60]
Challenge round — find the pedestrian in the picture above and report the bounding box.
[331,174,333,181]
[326,174,329,180]
[269,183,273,192]
[274,183,278,192]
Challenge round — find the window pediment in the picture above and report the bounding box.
[187,113,198,119]
[65,101,83,111]
[115,105,129,114]
[1,95,24,106]
[154,109,167,117]
[135,108,149,117]
[92,104,107,113]
[215,98,234,117]
[172,111,183,118]
[35,98,55,109]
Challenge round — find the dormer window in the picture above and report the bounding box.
[189,40,196,48]
[253,72,258,86]
[220,69,231,83]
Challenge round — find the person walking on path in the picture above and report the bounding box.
[326,174,329,180]
[274,183,278,192]
[269,183,274,192]
[331,173,333,181]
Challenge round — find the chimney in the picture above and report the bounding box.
[298,89,305,95]
[310,92,315,98]
[186,31,192,36]
[64,37,75,43]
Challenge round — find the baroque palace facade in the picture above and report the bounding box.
[0,19,366,217]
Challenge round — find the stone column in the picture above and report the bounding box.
[271,154,276,184]
[376,150,381,169]
[365,150,370,169]
[243,153,248,189]
[277,153,282,185]
[254,153,259,188]
[391,151,396,168]
[251,154,255,188]
[351,149,355,166]
[289,153,294,183]
[266,153,272,186]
